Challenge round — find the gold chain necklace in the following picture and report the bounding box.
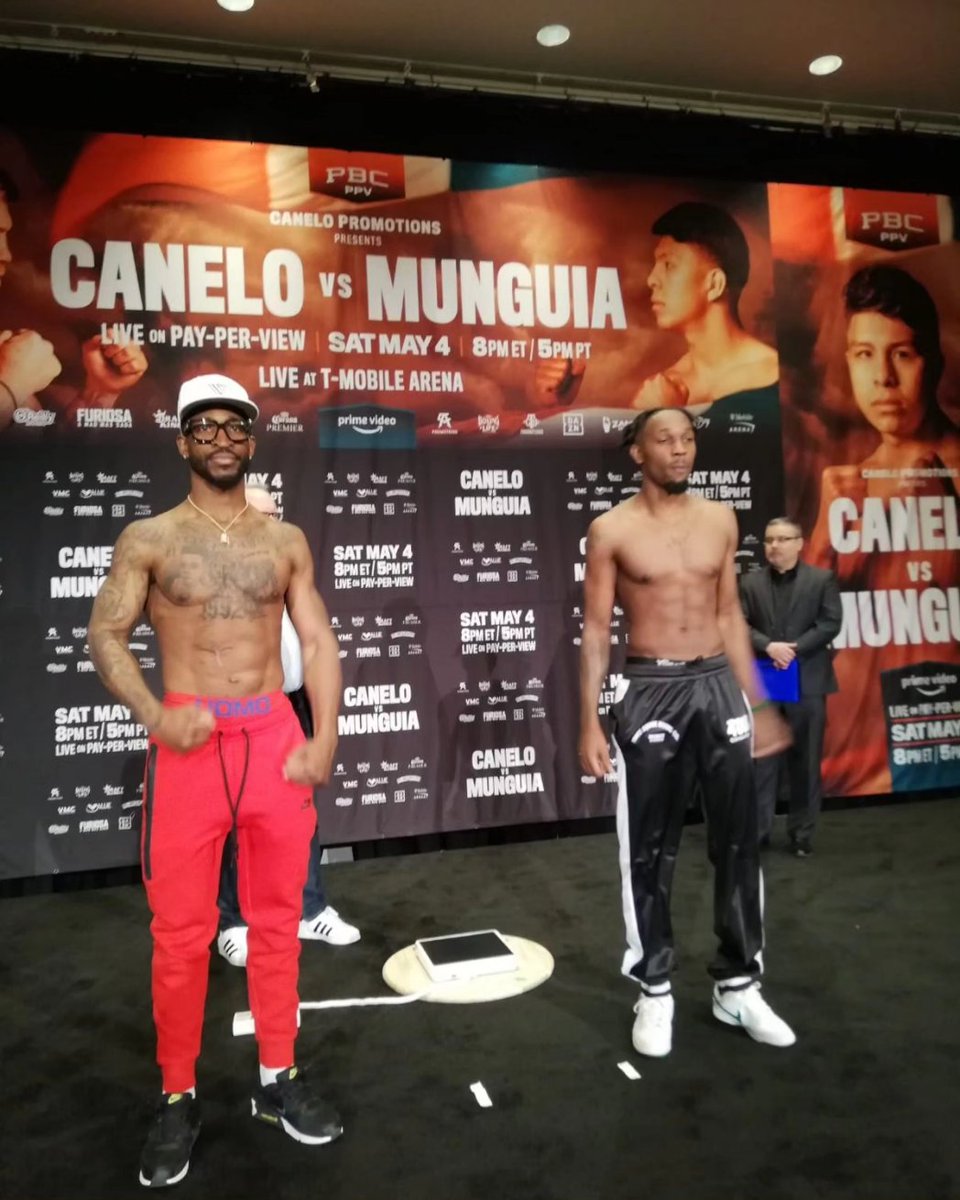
[186,495,249,544]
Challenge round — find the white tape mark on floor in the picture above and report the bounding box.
[617,1060,642,1080]
[470,1081,493,1108]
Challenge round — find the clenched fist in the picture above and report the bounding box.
[0,328,62,401]
[578,722,613,779]
[82,329,148,399]
[819,464,867,506]
[752,705,792,760]
[632,371,689,411]
[151,706,216,755]
[534,356,587,407]
[284,733,337,787]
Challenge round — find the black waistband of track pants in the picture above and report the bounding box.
[625,653,729,677]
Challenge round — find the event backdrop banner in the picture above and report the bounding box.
[0,128,956,878]
[770,184,960,797]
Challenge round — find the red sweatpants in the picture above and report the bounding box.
[142,692,315,1092]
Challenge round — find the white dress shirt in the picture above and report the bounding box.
[280,608,304,694]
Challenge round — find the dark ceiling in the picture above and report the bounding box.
[1,0,958,134]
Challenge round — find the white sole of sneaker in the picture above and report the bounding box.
[298,928,361,946]
[250,1098,343,1145]
[712,998,796,1046]
[138,1159,191,1187]
[631,1041,671,1058]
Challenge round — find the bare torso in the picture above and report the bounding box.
[602,493,730,658]
[668,336,778,406]
[139,504,293,696]
[860,428,960,473]
[808,428,960,579]
[633,334,778,410]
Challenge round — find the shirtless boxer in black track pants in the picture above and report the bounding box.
[578,407,797,1057]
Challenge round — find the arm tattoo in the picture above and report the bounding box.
[88,524,159,726]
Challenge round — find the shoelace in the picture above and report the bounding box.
[636,995,671,1026]
[154,1095,194,1135]
[648,1002,671,1028]
[272,1068,313,1104]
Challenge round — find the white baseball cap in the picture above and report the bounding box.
[177,374,259,428]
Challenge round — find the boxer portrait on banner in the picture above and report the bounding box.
[0,163,148,432]
[633,201,779,414]
[0,168,61,430]
[807,265,960,795]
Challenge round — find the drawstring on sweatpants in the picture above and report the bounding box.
[216,728,251,840]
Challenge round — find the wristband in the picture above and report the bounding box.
[751,700,772,713]
[0,379,18,410]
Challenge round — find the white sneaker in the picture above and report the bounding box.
[631,992,674,1057]
[217,926,248,968]
[712,982,796,1047]
[299,906,361,946]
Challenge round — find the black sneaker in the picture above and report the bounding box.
[791,839,813,858]
[139,1092,200,1188]
[251,1067,343,1145]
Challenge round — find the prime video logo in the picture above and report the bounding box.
[319,406,416,450]
[337,412,397,433]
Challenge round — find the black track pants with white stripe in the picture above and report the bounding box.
[609,655,764,990]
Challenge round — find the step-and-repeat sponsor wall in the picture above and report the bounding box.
[0,129,957,878]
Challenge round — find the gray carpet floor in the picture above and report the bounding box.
[1,798,958,1200]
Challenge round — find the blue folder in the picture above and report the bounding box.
[757,657,800,703]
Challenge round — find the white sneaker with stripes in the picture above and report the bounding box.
[298,906,361,946]
[217,926,249,968]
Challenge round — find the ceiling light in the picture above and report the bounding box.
[808,54,842,77]
[536,24,571,48]
[218,0,255,12]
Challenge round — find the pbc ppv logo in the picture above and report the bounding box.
[308,149,405,201]
[844,189,940,251]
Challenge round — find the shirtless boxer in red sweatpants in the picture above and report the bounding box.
[90,374,343,1187]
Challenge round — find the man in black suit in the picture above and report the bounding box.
[739,517,842,856]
